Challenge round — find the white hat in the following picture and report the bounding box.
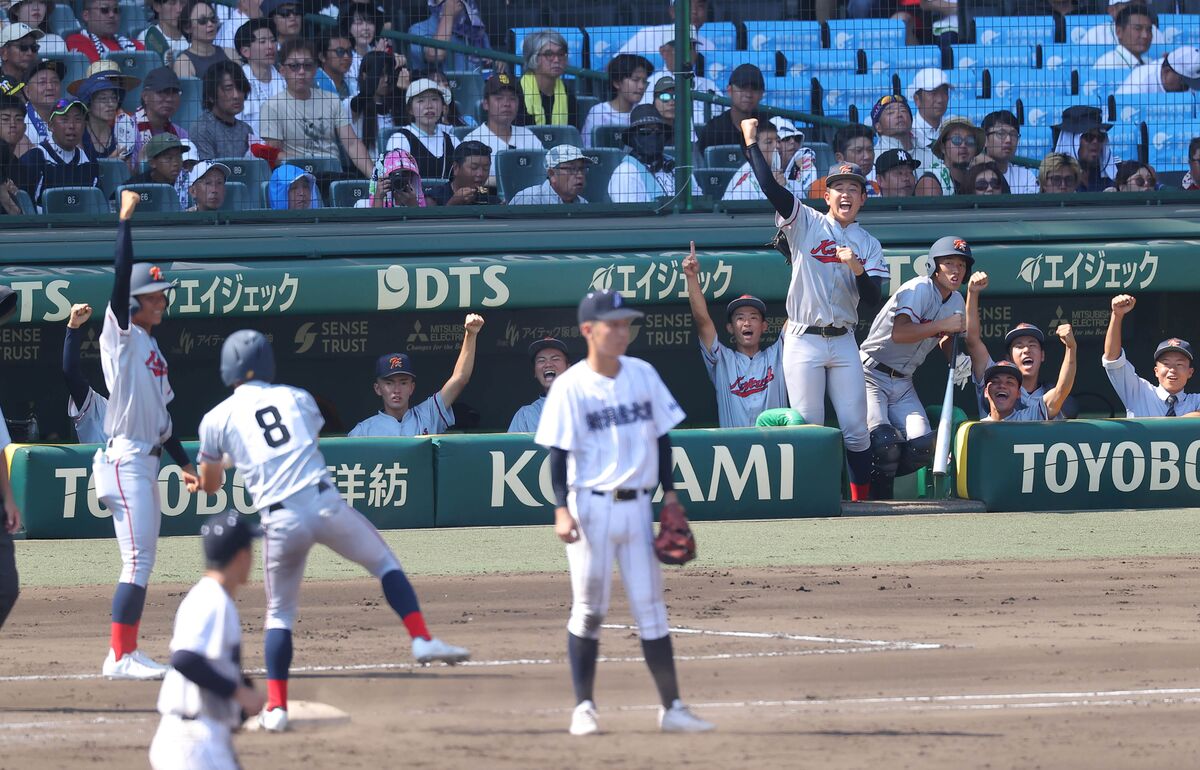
[770,116,803,141]
[405,77,451,105]
[545,144,595,168]
[1166,46,1200,89]
[905,67,952,101]
[188,160,230,187]
[0,22,45,47]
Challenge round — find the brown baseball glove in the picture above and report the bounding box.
[654,501,696,565]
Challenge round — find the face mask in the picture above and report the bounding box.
[629,130,665,161]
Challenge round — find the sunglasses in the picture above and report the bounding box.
[945,135,977,147]
[1124,174,1152,188]
[876,94,908,107]
[328,46,353,57]
[1080,131,1106,143]
[974,177,1002,191]
[11,43,40,53]
[656,91,674,102]
[1044,174,1076,187]
[191,14,218,25]
[283,59,316,71]
[273,7,300,16]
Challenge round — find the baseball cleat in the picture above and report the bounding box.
[412,636,470,665]
[569,700,599,736]
[102,649,168,680]
[658,700,714,733]
[258,707,289,732]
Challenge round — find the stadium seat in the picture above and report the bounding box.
[43,53,91,94]
[764,75,815,113]
[705,51,778,90]
[827,19,905,50]
[1017,124,1053,161]
[694,166,736,197]
[785,49,860,76]
[452,125,473,140]
[1041,44,1117,70]
[330,179,371,207]
[817,72,894,120]
[1111,92,1198,126]
[744,20,820,53]
[13,189,35,215]
[952,43,1035,70]
[444,71,485,124]
[575,96,600,130]
[985,67,1071,103]
[528,124,583,149]
[1077,67,1130,100]
[117,183,181,212]
[97,157,131,199]
[174,77,203,133]
[869,46,940,74]
[286,157,343,176]
[105,50,164,111]
[698,23,737,54]
[119,2,151,38]
[704,144,744,169]
[952,96,1014,126]
[580,147,625,204]
[945,67,983,98]
[421,178,447,198]
[1065,14,1111,44]
[1108,123,1143,164]
[42,186,109,215]
[1148,129,1194,172]
[591,123,626,149]
[494,148,547,200]
[511,27,585,70]
[973,16,1055,47]
[807,141,835,175]
[216,157,269,207]
[586,25,643,72]
[218,181,248,211]
[48,2,79,36]
[1158,14,1200,46]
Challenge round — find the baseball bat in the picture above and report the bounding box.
[932,332,960,477]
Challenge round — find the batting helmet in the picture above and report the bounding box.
[920,236,975,278]
[220,329,276,387]
[129,263,173,314]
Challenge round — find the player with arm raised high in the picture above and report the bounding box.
[1102,294,1200,417]
[62,303,109,445]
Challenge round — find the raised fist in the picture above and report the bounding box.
[968,272,988,294]
[1056,322,1076,349]
[464,313,485,335]
[67,303,93,329]
[1111,294,1136,317]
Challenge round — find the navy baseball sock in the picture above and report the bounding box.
[381,569,430,639]
[265,628,293,710]
[641,635,680,708]
[110,583,147,658]
[567,632,599,705]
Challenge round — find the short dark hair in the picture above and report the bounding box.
[203,60,250,110]
[966,161,1011,194]
[234,18,275,61]
[318,28,353,61]
[278,37,316,65]
[1114,159,1156,188]
[179,0,215,42]
[833,123,874,155]
[982,109,1019,133]
[1189,136,1200,160]
[453,140,491,167]
[1115,3,1156,28]
[606,53,654,97]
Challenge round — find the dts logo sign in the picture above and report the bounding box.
[377,265,510,311]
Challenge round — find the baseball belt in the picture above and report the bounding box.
[871,361,908,378]
[591,488,654,501]
[802,325,848,337]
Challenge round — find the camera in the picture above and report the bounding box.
[387,169,414,194]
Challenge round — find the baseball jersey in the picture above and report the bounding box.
[1102,350,1200,417]
[68,388,109,445]
[198,382,329,509]
[701,335,787,428]
[972,356,1051,420]
[860,276,964,377]
[156,576,242,727]
[348,393,454,437]
[981,399,1050,422]
[508,395,546,433]
[535,356,685,491]
[0,404,9,448]
[777,199,887,331]
[100,305,174,447]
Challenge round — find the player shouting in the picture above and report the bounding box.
[739,117,887,500]
[191,330,469,733]
[96,191,199,680]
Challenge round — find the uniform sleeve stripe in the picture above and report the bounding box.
[198,451,220,461]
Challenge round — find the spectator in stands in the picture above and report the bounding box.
[464,72,540,158]
[66,0,146,62]
[349,51,399,157]
[965,161,1010,195]
[907,68,952,150]
[71,70,138,160]
[774,116,817,199]
[920,0,960,45]
[1051,106,1116,192]
[1108,159,1157,191]
[345,0,385,84]
[7,0,65,55]
[267,162,320,208]
[516,30,577,128]
[1038,152,1082,194]
[872,94,916,155]
[186,158,227,210]
[261,0,301,47]
[1118,45,1200,94]
[648,76,695,145]
[697,63,764,155]
[581,54,653,149]
[125,132,186,193]
[724,117,780,201]
[425,139,499,205]
[385,77,458,179]
[18,96,99,206]
[832,124,876,179]
[173,0,229,79]
[0,94,32,160]
[508,143,592,205]
[315,27,356,100]
[261,39,374,178]
[189,60,252,159]
[408,0,495,74]
[123,67,190,168]
[427,69,475,128]
[642,28,718,130]
[0,140,21,213]
[1094,4,1156,69]
[1102,294,1200,418]
[141,0,189,66]
[1182,137,1200,190]
[979,110,1036,194]
[930,117,982,194]
[610,103,686,203]
[1,23,42,82]
[214,0,259,58]
[21,59,63,147]
[874,148,920,197]
[233,19,280,138]
[364,148,426,208]
[1080,0,1163,47]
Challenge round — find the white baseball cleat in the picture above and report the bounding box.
[569,700,599,736]
[102,649,167,680]
[412,637,470,665]
[658,700,715,733]
[258,707,289,732]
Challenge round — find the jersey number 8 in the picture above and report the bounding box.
[255,406,292,448]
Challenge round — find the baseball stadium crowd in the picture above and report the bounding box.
[0,0,1199,213]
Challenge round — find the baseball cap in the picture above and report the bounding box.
[528,337,569,361]
[0,22,43,47]
[728,63,765,90]
[825,162,867,190]
[624,103,669,133]
[187,160,230,187]
[725,294,767,321]
[577,289,643,325]
[483,72,519,97]
[261,0,299,15]
[984,360,1022,384]
[874,148,921,176]
[654,76,675,98]
[1165,46,1200,89]
[201,510,261,567]
[905,67,952,101]
[1004,322,1045,347]
[0,74,23,97]
[28,58,65,80]
[928,236,975,270]
[770,116,803,142]
[1154,337,1194,362]
[546,144,595,169]
[869,93,910,125]
[375,352,415,379]
[406,77,451,105]
[49,96,86,117]
[142,66,182,93]
[144,132,189,160]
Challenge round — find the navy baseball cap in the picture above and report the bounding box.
[201,510,261,567]
[375,352,416,379]
[528,337,568,361]
[1004,323,1045,348]
[577,290,643,325]
[725,294,767,321]
[1155,337,1193,362]
[983,360,1022,384]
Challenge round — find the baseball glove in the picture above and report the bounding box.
[654,502,696,565]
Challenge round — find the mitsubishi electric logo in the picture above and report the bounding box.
[407,320,430,343]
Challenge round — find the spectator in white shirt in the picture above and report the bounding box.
[609,103,689,203]
[1118,45,1200,93]
[1093,4,1156,69]
[907,68,952,150]
[641,28,718,129]
[981,110,1037,194]
[1079,0,1163,47]
[214,0,258,57]
[463,72,540,186]
[582,53,653,149]
[385,77,458,180]
[509,143,592,205]
[234,19,281,137]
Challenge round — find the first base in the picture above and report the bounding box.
[244,700,351,732]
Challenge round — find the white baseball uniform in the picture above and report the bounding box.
[347,394,454,437]
[860,276,964,438]
[700,335,787,428]
[148,576,243,770]
[69,388,109,445]
[198,382,400,631]
[776,199,887,452]
[534,356,685,642]
[93,304,174,587]
[508,395,546,433]
[1102,350,1200,417]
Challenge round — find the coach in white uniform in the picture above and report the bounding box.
[859,236,970,498]
[62,303,109,445]
[508,337,570,433]
[1102,294,1200,417]
[740,118,887,500]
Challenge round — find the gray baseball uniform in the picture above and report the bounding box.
[1102,350,1200,417]
[700,335,787,428]
[69,388,109,445]
[972,356,1051,421]
[508,396,546,433]
[348,394,454,437]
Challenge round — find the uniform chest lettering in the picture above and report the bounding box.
[145,350,168,377]
[809,238,841,264]
[729,367,774,398]
[586,400,652,431]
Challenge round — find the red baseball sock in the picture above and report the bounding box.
[267,679,288,711]
[849,482,871,502]
[402,611,430,641]
[110,621,138,659]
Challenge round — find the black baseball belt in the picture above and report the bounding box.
[802,325,848,337]
[591,488,654,501]
[871,361,908,378]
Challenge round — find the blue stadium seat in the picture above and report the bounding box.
[945,67,982,98]
[744,20,820,53]
[1158,14,1200,47]
[48,3,78,36]
[699,23,738,54]
[817,73,894,120]
[1019,93,1099,128]
[174,77,203,134]
[869,46,940,74]
[330,179,371,208]
[216,157,269,208]
[1017,125,1053,160]
[764,75,814,113]
[444,71,485,123]
[704,144,744,168]
[580,147,625,204]
[1108,123,1142,164]
[974,16,1055,47]
[1077,66,1131,100]
[97,157,131,199]
[1064,14,1111,44]
[42,187,109,215]
[586,25,645,72]
[495,148,547,200]
[1040,44,1114,70]
[694,166,736,197]
[286,157,343,176]
[512,27,585,71]
[118,183,181,212]
[952,97,1016,126]
[705,51,777,90]
[951,43,1034,70]
[119,2,151,38]
[785,49,859,75]
[452,125,473,140]
[986,67,1071,103]
[1111,92,1198,126]
[1147,124,1200,171]
[218,181,248,211]
[528,124,583,149]
[827,19,905,50]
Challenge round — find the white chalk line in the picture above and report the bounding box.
[601,623,943,650]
